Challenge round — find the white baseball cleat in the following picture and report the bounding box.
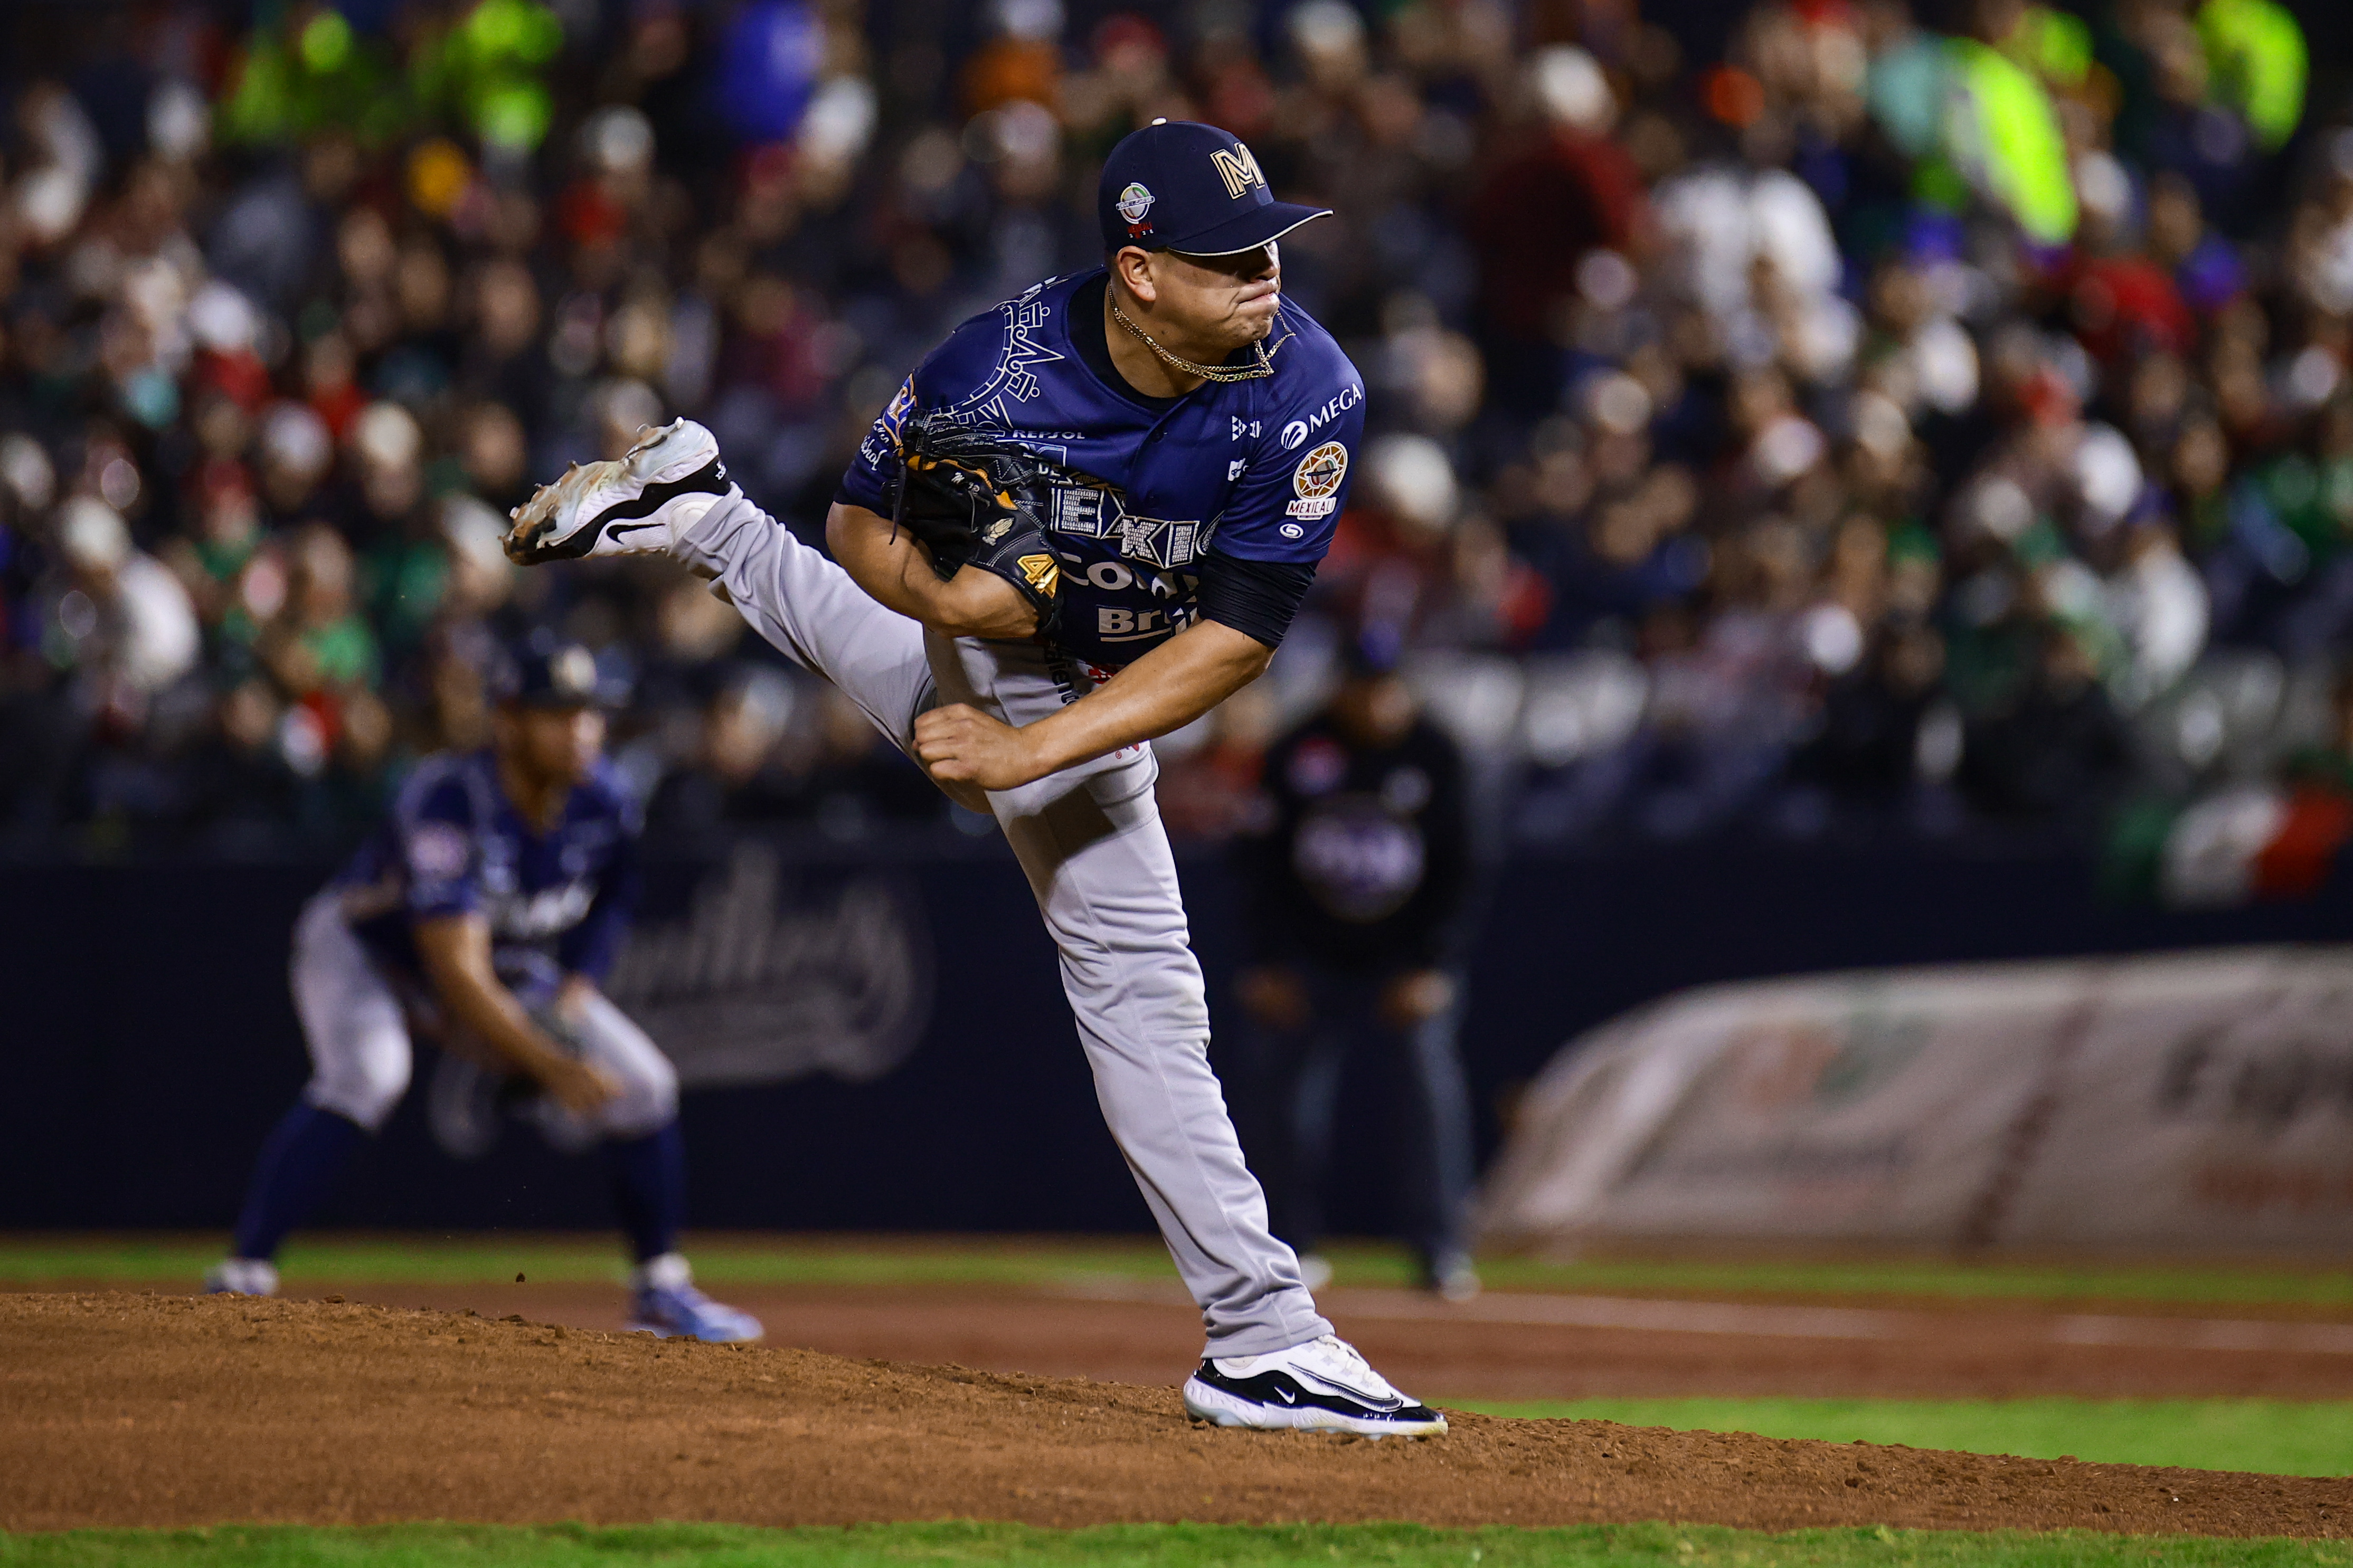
[1428,1250,1482,1303]
[504,419,732,565]
[1182,1333,1446,1438]
[204,1258,280,1296]
[627,1281,765,1344]
[622,1252,763,1344]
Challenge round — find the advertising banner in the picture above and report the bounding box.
[1477,946,2353,1256]
[2009,949,2353,1252]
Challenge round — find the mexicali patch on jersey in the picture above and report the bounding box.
[1288,441,1348,521]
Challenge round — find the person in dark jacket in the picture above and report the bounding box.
[1959,624,2132,826]
[1233,639,1480,1299]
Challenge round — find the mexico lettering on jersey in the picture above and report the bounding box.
[838,269,1366,668]
[333,749,641,987]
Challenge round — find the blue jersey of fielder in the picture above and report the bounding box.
[837,268,1365,669]
[333,749,639,987]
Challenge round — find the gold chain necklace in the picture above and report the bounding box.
[1109,297,1283,383]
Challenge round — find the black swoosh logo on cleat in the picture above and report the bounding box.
[1294,1371,1404,1410]
[523,455,729,562]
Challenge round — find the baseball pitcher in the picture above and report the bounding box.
[505,120,1442,1436]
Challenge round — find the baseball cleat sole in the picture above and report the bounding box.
[505,419,730,565]
[627,1281,765,1344]
[624,1317,767,1344]
[1180,1373,1448,1439]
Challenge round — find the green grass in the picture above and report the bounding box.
[1448,1400,2353,1479]
[1,1523,2346,1567]
[8,1234,2353,1310]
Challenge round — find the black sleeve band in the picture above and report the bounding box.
[1195,551,1317,650]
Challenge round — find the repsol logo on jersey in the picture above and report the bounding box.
[1280,384,1363,449]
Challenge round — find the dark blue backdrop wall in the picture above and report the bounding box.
[4,838,2348,1236]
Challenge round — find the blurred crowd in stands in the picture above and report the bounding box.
[2,0,2351,898]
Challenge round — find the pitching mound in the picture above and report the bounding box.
[3,1294,2345,1538]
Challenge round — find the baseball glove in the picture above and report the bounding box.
[883,413,1064,640]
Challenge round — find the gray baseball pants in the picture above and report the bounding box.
[289,891,677,1138]
[676,491,1331,1357]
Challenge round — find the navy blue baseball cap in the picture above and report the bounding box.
[1098,120,1330,256]
[493,640,609,708]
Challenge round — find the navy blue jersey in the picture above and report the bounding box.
[838,268,1365,669]
[334,750,640,986]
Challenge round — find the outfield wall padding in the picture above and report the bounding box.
[3,834,2349,1234]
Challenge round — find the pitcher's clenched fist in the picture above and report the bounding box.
[914,704,1040,791]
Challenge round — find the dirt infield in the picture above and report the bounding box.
[234,1278,2353,1401]
[4,1293,2349,1538]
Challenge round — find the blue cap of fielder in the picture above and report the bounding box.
[1098,119,1331,256]
[494,640,609,708]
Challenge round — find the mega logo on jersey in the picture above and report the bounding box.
[1279,383,1363,449]
[1289,441,1348,520]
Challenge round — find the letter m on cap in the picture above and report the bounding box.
[1209,143,1265,199]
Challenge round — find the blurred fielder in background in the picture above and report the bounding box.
[205,642,761,1344]
[1235,633,1480,1301]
